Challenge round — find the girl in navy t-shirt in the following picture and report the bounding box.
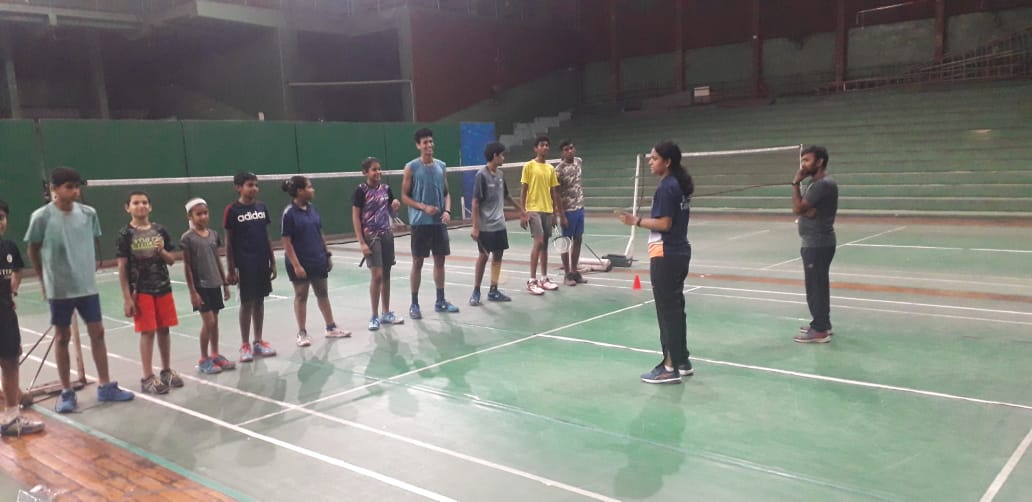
[618,140,694,384]
[281,175,350,347]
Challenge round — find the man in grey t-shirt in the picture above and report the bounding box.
[792,146,839,343]
[469,142,526,306]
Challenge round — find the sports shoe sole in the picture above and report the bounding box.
[641,376,683,384]
[793,335,831,344]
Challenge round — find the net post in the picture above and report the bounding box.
[71,313,87,386]
[623,153,642,259]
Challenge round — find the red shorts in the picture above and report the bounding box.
[134,292,179,333]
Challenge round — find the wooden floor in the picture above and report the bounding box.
[0,410,233,501]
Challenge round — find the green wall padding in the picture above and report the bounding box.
[37,120,189,258]
[182,121,298,177]
[0,120,42,260]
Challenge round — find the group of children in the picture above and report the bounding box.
[0,128,586,428]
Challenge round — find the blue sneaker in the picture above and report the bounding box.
[253,340,277,357]
[97,381,135,402]
[198,357,222,375]
[55,389,78,413]
[368,316,381,331]
[434,300,459,313]
[469,291,482,306]
[409,304,423,320]
[678,361,694,376]
[640,365,682,384]
[487,290,511,302]
[380,311,403,325]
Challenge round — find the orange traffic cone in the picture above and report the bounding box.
[632,274,642,290]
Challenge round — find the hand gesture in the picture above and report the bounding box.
[190,291,203,310]
[793,168,807,185]
[124,298,137,318]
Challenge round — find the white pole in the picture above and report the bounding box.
[623,154,642,259]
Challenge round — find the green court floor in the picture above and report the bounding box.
[12,215,1032,501]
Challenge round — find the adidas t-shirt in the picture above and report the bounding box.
[223,200,271,271]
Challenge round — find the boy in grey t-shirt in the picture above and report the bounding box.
[469,142,526,305]
[181,198,235,374]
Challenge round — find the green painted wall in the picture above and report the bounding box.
[0,120,41,260]
[0,120,462,259]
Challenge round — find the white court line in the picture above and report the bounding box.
[21,329,624,501]
[845,243,964,251]
[761,226,907,270]
[692,284,1032,317]
[980,427,1032,502]
[97,332,619,499]
[726,229,771,241]
[238,300,656,428]
[18,352,455,502]
[392,258,1030,318]
[690,262,1032,291]
[688,292,1032,327]
[537,334,1032,413]
[237,335,542,427]
[972,248,1032,254]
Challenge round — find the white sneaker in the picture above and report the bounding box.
[526,279,545,296]
[326,325,352,338]
[539,277,559,291]
[296,331,312,347]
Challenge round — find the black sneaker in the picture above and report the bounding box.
[640,364,682,384]
[677,361,693,376]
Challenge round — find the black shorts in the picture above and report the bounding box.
[477,229,509,254]
[286,260,329,283]
[366,233,396,269]
[194,287,226,313]
[410,224,450,258]
[0,309,20,359]
[238,267,273,302]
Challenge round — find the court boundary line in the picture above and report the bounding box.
[53,339,622,502]
[19,353,456,502]
[980,427,1032,502]
[760,226,907,270]
[238,300,657,427]
[536,334,1032,412]
[727,229,772,241]
[687,292,1032,327]
[23,303,644,502]
[387,257,1032,319]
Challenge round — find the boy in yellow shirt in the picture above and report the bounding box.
[519,136,564,295]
